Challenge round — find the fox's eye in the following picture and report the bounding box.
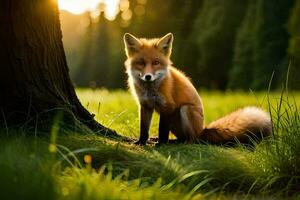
[136,60,145,66]
[152,60,160,65]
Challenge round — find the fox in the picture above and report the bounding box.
[123,32,272,145]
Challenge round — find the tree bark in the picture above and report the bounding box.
[0,0,118,137]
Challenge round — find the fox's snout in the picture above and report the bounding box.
[140,65,155,82]
[135,70,156,82]
[133,69,167,83]
[142,73,154,82]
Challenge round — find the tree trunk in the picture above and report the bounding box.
[0,0,117,137]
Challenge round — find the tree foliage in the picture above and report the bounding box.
[230,0,295,90]
[251,0,294,89]
[192,0,247,89]
[229,0,257,90]
[288,0,300,89]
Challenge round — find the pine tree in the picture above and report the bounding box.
[229,0,257,90]
[251,0,294,89]
[287,0,300,89]
[193,0,247,90]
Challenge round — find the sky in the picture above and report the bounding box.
[58,0,120,20]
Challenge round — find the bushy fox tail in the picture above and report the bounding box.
[200,106,272,145]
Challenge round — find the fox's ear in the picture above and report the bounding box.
[123,33,141,57]
[156,33,173,57]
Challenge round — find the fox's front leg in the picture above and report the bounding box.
[158,113,171,144]
[135,105,154,145]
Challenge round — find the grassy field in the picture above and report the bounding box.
[1,89,300,199]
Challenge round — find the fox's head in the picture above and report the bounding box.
[123,33,173,83]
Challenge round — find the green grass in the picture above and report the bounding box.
[77,89,283,137]
[1,89,300,199]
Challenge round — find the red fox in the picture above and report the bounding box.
[123,33,272,145]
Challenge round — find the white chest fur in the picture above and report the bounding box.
[134,82,166,108]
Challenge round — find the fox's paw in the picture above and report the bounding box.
[149,137,159,142]
[134,140,147,145]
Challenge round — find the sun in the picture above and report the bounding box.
[58,0,120,20]
[58,0,99,15]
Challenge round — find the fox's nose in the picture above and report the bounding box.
[145,74,152,81]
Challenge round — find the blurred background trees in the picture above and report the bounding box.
[59,0,300,90]
[288,0,300,89]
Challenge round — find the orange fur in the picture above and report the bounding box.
[123,33,272,145]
